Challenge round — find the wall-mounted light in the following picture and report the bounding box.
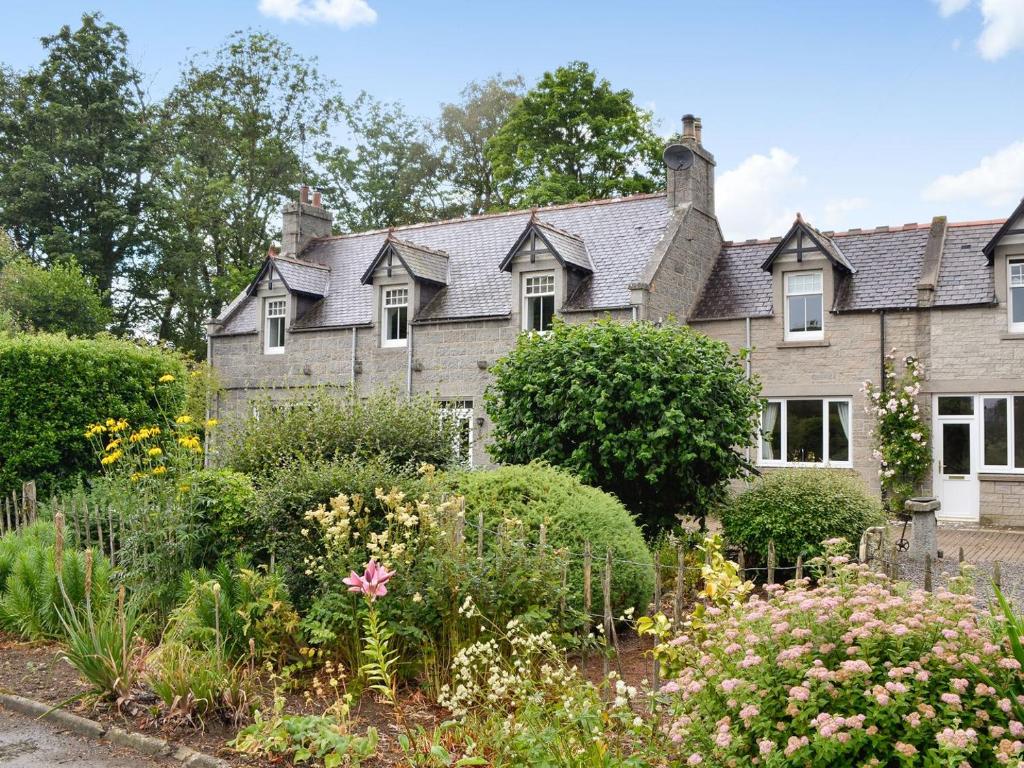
[475,416,485,428]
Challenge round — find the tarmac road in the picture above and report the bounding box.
[0,707,166,767]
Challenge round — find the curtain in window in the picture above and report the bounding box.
[836,401,851,441]
[762,401,780,460]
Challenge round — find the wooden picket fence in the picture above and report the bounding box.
[0,480,38,534]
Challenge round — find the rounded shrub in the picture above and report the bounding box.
[179,468,256,566]
[450,463,654,617]
[721,468,885,564]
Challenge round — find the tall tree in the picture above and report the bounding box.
[438,75,524,214]
[0,256,111,336]
[0,13,150,304]
[487,61,664,207]
[320,92,456,231]
[140,31,335,357]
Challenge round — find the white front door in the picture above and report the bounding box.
[932,396,980,522]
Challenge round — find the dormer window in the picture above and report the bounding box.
[1009,260,1024,333]
[785,270,824,341]
[523,273,555,332]
[382,287,409,347]
[265,299,286,354]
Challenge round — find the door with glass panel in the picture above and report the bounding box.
[932,396,980,522]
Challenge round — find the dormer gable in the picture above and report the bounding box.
[499,214,594,274]
[983,197,1024,263]
[360,234,449,286]
[760,214,856,274]
[247,254,330,299]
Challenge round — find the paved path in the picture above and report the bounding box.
[936,525,1024,565]
[0,707,166,767]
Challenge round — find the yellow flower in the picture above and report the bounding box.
[147,447,163,457]
[175,415,193,425]
[84,424,106,438]
[178,483,191,493]
[105,418,115,427]
[100,450,123,466]
[177,435,203,453]
[204,418,219,428]
[190,370,203,379]
[158,374,176,383]
[130,472,144,483]
[151,466,167,476]
[105,438,122,452]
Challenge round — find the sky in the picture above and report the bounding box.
[4,0,1024,240]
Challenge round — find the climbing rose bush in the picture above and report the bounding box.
[654,542,1024,766]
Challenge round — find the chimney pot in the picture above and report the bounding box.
[682,114,696,140]
[300,184,310,204]
[312,189,322,208]
[694,117,702,144]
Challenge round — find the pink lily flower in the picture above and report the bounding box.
[343,558,395,601]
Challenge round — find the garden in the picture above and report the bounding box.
[2,325,1023,767]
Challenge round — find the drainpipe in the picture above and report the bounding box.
[350,327,357,389]
[744,316,752,380]
[879,310,887,392]
[406,325,414,398]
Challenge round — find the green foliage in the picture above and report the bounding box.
[485,319,762,531]
[58,588,143,702]
[0,257,110,335]
[0,12,149,301]
[320,92,459,230]
[224,388,459,477]
[863,354,931,515]
[232,695,379,768]
[721,469,885,564]
[486,61,663,207]
[145,641,257,727]
[438,75,525,214]
[450,463,654,617]
[178,469,256,564]
[0,332,186,496]
[164,555,300,668]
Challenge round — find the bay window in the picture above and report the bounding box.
[981,395,1024,471]
[264,299,286,354]
[523,273,555,332]
[784,270,824,341]
[1009,260,1024,333]
[382,287,409,347]
[760,398,851,466]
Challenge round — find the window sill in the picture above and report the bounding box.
[264,349,286,355]
[999,332,1024,341]
[776,340,830,349]
[979,472,1024,483]
[381,343,408,349]
[758,462,853,470]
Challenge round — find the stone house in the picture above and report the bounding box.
[208,115,1024,527]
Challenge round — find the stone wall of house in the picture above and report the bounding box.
[979,477,1024,527]
[210,308,630,467]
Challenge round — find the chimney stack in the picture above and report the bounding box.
[665,114,716,214]
[282,184,333,258]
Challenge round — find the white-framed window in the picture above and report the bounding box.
[981,395,1024,472]
[440,399,474,468]
[382,287,409,347]
[760,397,852,466]
[523,272,555,332]
[784,270,824,341]
[264,299,287,354]
[1008,260,1024,333]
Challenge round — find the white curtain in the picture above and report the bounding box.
[761,401,780,460]
[836,401,851,440]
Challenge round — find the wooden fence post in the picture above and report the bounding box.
[559,560,568,616]
[539,523,547,560]
[582,541,592,667]
[737,548,746,582]
[924,553,933,593]
[476,512,484,559]
[2,496,10,533]
[22,481,36,522]
[108,506,116,566]
[602,548,613,685]
[795,555,804,581]
[673,545,685,626]
[958,546,965,564]
[993,560,1002,592]
[767,540,776,585]
[652,558,661,694]
[95,504,105,558]
[453,498,465,548]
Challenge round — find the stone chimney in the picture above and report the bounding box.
[665,114,716,216]
[281,186,333,258]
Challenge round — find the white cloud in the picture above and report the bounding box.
[258,0,377,29]
[978,0,1024,59]
[933,0,971,16]
[821,197,870,231]
[717,148,805,240]
[923,139,1024,207]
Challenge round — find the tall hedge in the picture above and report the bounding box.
[0,333,186,495]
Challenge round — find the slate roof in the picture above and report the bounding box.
[534,219,594,273]
[214,193,671,333]
[691,221,1001,321]
[761,217,856,273]
[270,256,330,297]
[361,236,450,286]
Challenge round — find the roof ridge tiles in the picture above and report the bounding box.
[271,253,330,269]
[386,235,450,258]
[308,192,668,242]
[533,217,585,242]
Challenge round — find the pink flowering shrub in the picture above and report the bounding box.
[656,542,1024,766]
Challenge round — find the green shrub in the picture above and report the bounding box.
[449,463,654,618]
[223,388,460,477]
[0,332,186,496]
[721,469,885,564]
[0,256,111,336]
[145,642,257,728]
[485,319,762,532]
[252,457,428,606]
[178,469,257,565]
